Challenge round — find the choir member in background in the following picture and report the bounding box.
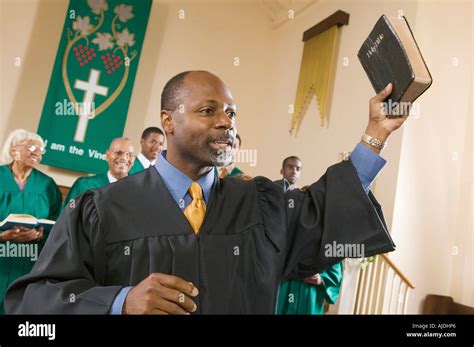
[0,129,61,314]
[275,158,343,314]
[273,156,302,192]
[129,127,165,175]
[218,133,244,178]
[62,137,135,210]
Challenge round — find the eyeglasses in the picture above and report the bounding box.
[19,144,46,155]
[110,150,135,159]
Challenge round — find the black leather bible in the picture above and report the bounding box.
[358,15,432,104]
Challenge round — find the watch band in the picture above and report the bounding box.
[361,133,387,150]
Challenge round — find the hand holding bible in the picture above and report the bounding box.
[362,83,409,153]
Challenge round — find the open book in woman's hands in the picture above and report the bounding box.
[0,214,55,233]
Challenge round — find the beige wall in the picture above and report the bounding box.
[390,0,473,312]
[136,0,273,180]
[252,0,420,235]
[0,0,80,183]
[1,0,472,313]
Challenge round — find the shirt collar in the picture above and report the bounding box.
[107,171,117,183]
[154,150,215,204]
[137,152,156,168]
[283,178,296,192]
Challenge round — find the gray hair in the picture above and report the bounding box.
[1,129,45,164]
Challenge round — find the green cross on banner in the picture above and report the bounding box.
[37,0,152,174]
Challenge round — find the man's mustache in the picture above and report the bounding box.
[209,134,235,146]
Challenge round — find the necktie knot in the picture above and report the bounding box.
[184,182,206,234]
[188,182,204,200]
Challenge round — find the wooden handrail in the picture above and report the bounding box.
[382,254,415,289]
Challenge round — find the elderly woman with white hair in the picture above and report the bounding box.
[0,129,61,314]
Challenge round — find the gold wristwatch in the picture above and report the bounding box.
[361,133,387,150]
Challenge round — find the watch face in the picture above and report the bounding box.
[363,134,385,149]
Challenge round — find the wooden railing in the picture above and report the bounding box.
[353,254,415,314]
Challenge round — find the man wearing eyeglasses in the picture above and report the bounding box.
[62,137,135,210]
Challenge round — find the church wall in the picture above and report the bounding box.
[390,0,473,312]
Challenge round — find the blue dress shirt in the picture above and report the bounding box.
[110,143,386,314]
[350,143,386,193]
[154,150,215,210]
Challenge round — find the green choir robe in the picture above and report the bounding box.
[227,167,244,177]
[276,261,343,314]
[62,174,110,210]
[0,165,61,314]
[129,160,145,175]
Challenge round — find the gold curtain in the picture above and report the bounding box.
[290,25,339,135]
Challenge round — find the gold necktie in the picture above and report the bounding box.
[184,182,206,234]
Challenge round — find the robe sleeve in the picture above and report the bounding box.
[47,179,62,220]
[62,178,85,211]
[319,262,343,305]
[4,192,123,314]
[256,160,395,281]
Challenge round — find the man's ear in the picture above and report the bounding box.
[129,153,136,166]
[105,149,111,162]
[161,110,174,135]
[280,168,283,176]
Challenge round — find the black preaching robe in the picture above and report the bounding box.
[4,161,394,314]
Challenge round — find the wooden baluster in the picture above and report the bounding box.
[387,270,396,314]
[365,257,378,314]
[403,283,410,314]
[377,260,389,314]
[361,261,373,314]
[371,255,383,314]
[396,279,403,314]
[355,263,366,314]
